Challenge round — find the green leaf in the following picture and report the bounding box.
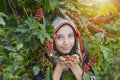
[100,45,109,58]
[44,32,52,41]
[38,32,45,43]
[0,17,6,26]
[30,40,39,51]
[16,42,23,51]
[4,46,16,52]
[94,33,104,44]
[16,28,29,33]
[59,8,67,14]
[14,55,23,63]
[46,25,54,34]
[45,67,52,80]
[32,65,40,76]
[44,0,58,11]
[49,0,58,10]
[0,12,7,26]
[0,12,7,17]
[25,17,38,30]
[100,45,112,62]
[12,41,23,51]
[0,56,7,62]
[0,29,5,36]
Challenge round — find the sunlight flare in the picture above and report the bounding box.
[96,0,109,3]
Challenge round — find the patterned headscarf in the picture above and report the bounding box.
[52,15,83,60]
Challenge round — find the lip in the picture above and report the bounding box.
[62,47,70,50]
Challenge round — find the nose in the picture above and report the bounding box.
[63,38,69,45]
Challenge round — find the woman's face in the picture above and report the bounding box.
[55,25,75,54]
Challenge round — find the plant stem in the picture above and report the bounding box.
[8,0,20,25]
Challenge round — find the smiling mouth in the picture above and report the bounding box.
[62,47,70,50]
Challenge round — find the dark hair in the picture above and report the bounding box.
[53,23,78,56]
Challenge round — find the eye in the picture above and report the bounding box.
[68,33,74,38]
[56,35,63,40]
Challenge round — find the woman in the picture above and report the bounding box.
[51,15,96,80]
[35,15,96,80]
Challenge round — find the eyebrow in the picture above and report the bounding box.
[56,32,74,35]
[56,32,74,36]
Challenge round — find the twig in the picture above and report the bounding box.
[8,0,20,25]
[23,6,29,19]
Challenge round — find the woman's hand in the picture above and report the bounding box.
[52,61,64,80]
[53,54,82,80]
[60,54,82,80]
[52,55,70,80]
[54,54,80,68]
[68,54,82,80]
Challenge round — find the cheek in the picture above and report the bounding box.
[71,39,75,46]
[55,40,62,48]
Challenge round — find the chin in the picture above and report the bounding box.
[62,51,71,54]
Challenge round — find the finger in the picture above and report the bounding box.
[58,59,67,66]
[72,54,79,59]
[71,54,80,63]
[59,56,65,61]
